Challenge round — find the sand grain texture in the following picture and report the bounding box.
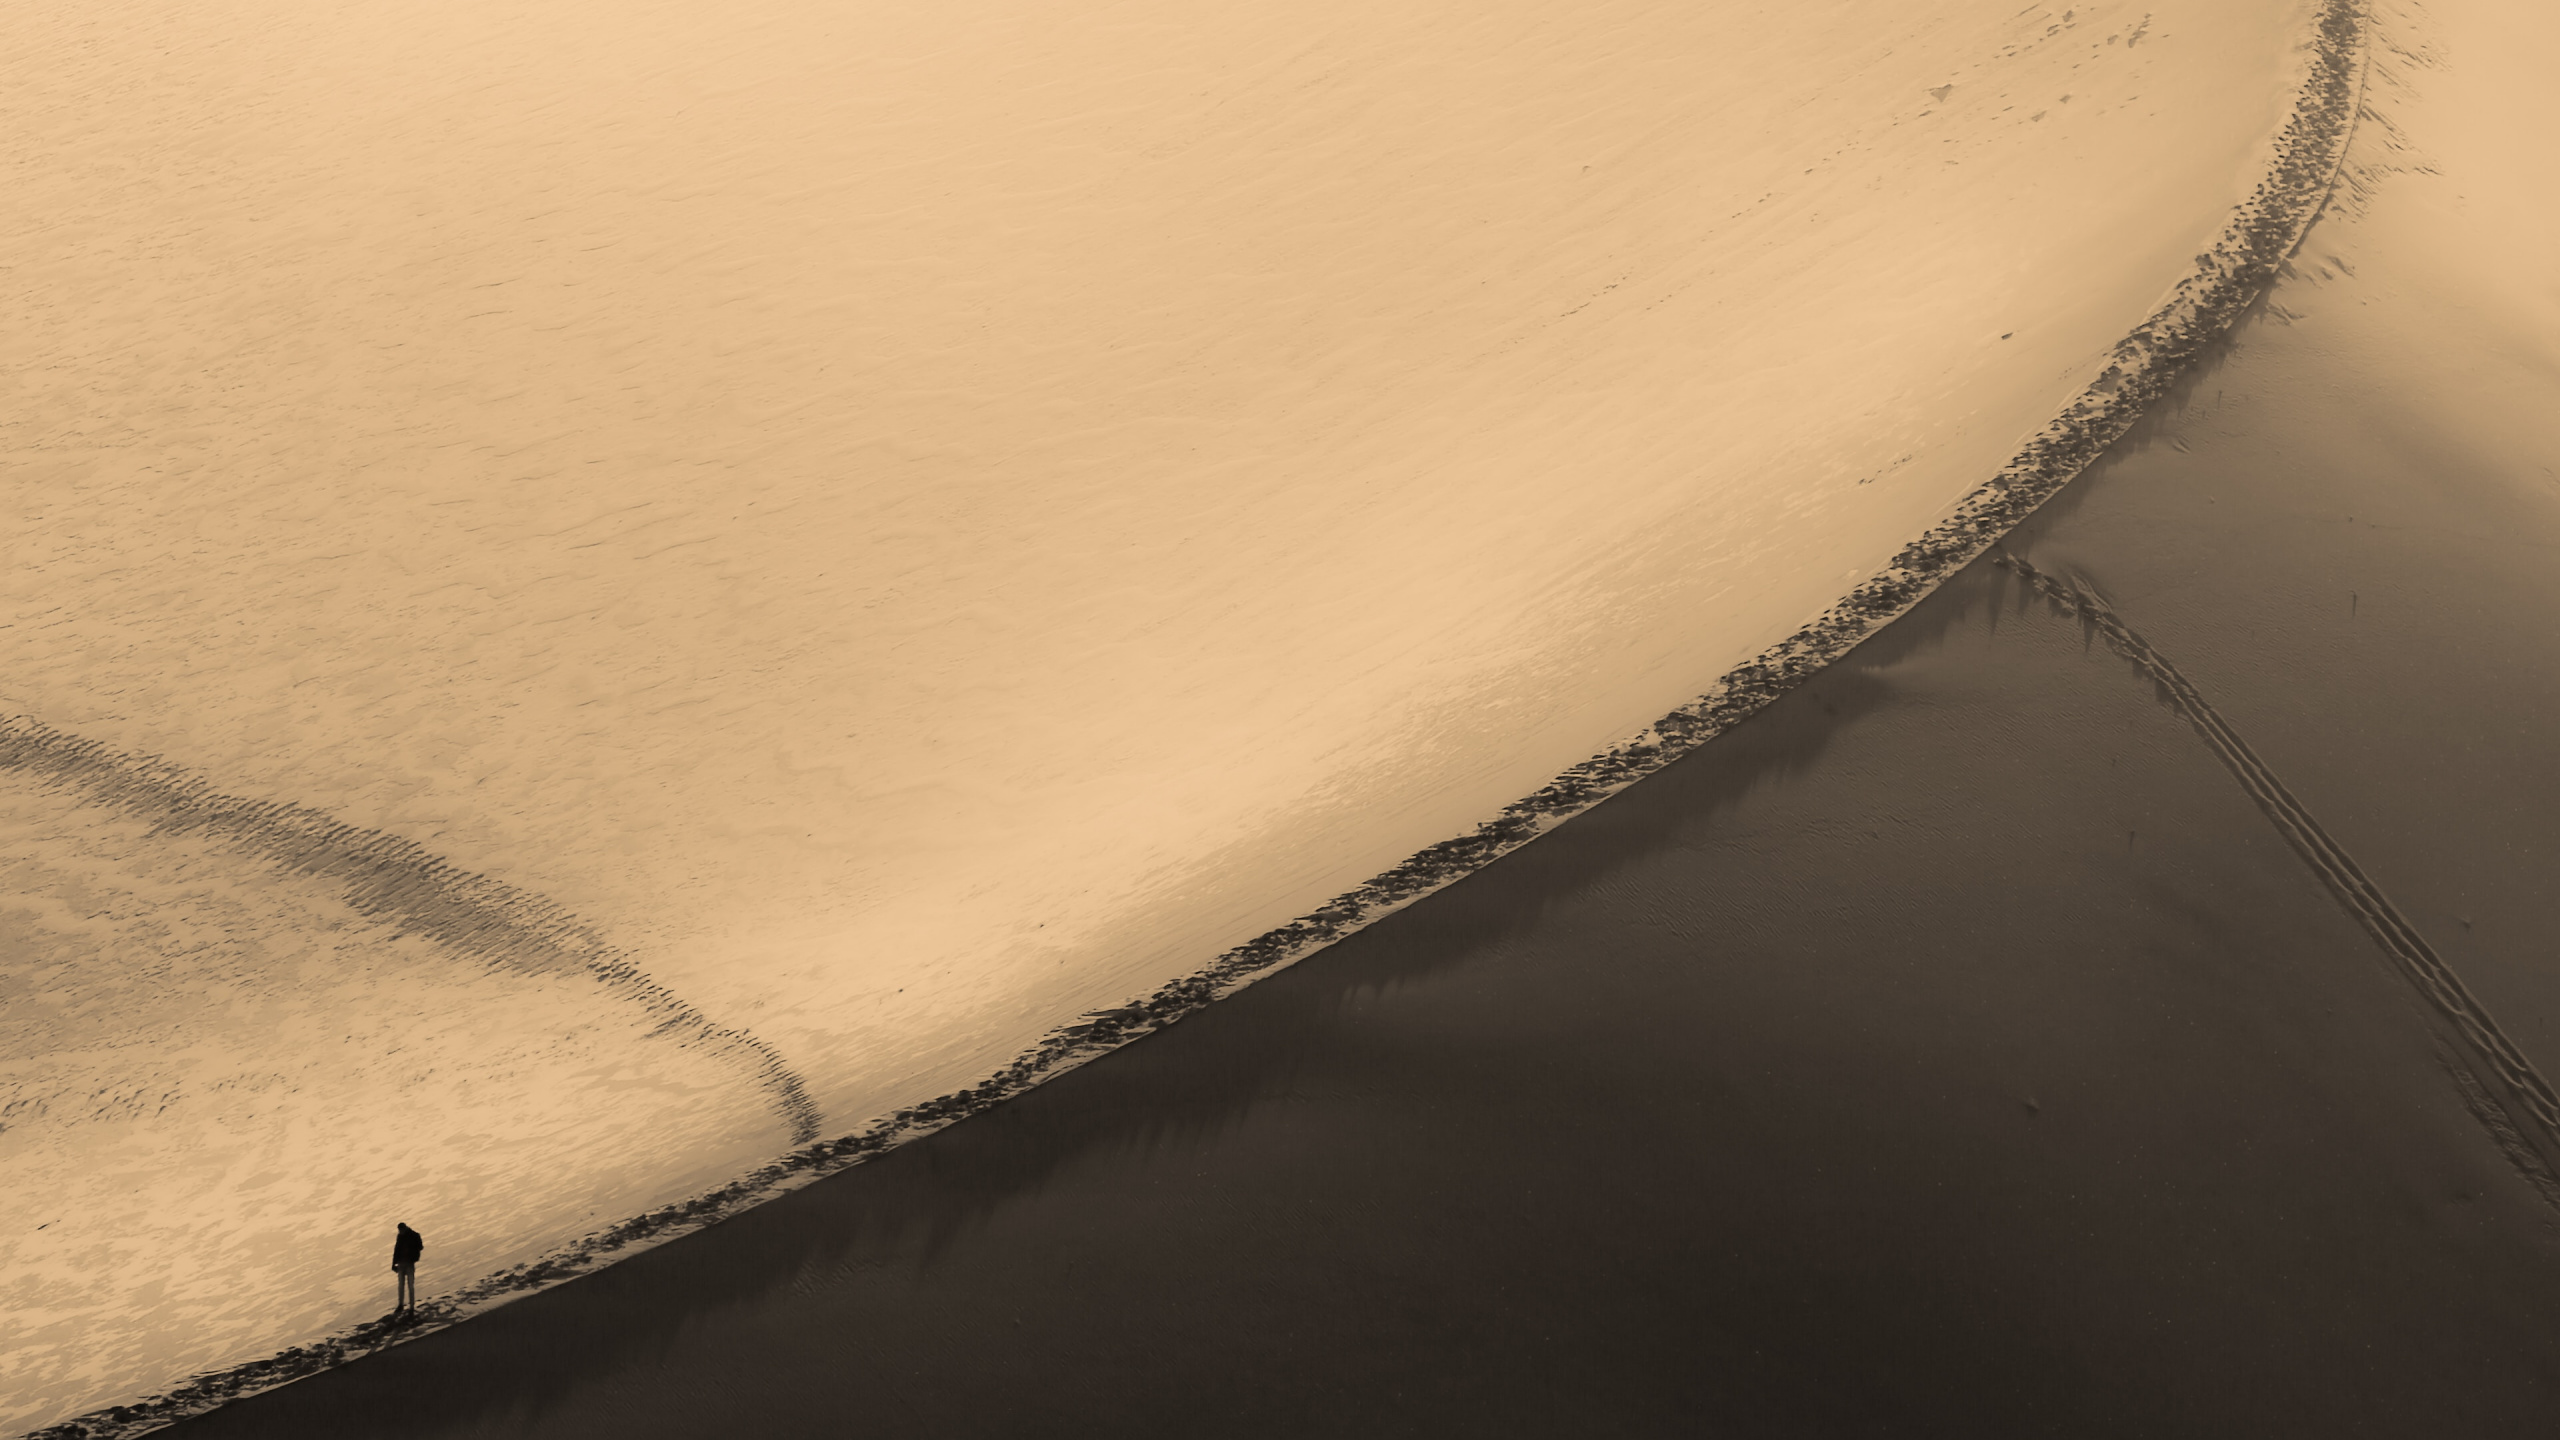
[4,0,2321,1429]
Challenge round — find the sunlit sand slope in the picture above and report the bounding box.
[0,734,784,1430]
[5,0,2315,1428]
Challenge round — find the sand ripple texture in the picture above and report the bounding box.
[5,0,2315,1429]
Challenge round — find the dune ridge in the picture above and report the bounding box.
[13,5,2369,1437]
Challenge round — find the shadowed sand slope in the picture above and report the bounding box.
[96,0,2560,1433]
[5,0,2324,1430]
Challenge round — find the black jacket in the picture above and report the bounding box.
[393,1225,424,1268]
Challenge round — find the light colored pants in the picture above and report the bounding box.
[395,1263,416,1312]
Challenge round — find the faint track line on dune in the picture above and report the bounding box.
[26,4,2376,1437]
[0,716,822,1149]
[1993,553,2560,1210]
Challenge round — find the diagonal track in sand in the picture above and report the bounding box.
[18,4,2376,1437]
[1993,553,2560,1209]
[0,714,821,1149]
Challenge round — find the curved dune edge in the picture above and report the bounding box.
[25,4,2369,1437]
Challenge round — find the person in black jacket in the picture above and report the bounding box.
[391,1223,424,1316]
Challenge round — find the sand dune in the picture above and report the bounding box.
[4,0,2321,1428]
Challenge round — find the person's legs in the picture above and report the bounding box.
[396,1265,414,1313]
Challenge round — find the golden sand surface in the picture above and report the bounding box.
[2299,0,2558,489]
[4,0,2327,1427]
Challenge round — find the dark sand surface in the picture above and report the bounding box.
[146,218,2560,1436]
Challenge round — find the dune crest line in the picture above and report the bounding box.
[24,4,2372,1438]
[900,0,2371,1131]
[0,715,822,1150]
[1993,554,2560,1208]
